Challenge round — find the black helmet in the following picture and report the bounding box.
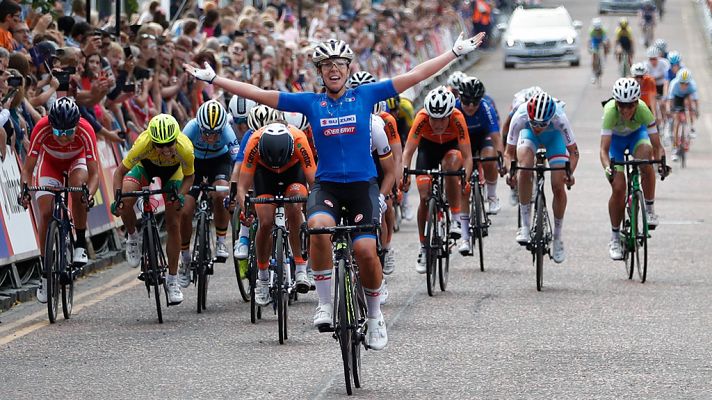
[459,77,485,102]
[48,97,81,130]
[259,123,294,169]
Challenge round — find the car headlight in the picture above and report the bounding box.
[566,37,575,45]
[506,39,520,48]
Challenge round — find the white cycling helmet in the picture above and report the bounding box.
[424,86,456,118]
[646,45,661,58]
[631,62,648,77]
[524,86,544,101]
[677,68,692,83]
[229,95,257,120]
[373,101,385,115]
[654,38,667,53]
[197,100,228,132]
[284,111,310,131]
[312,39,354,65]
[447,71,467,90]
[612,78,640,103]
[347,71,376,88]
[592,18,603,29]
[247,105,285,131]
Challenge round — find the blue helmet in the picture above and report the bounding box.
[668,51,681,65]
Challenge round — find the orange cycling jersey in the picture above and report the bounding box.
[639,75,657,110]
[407,109,470,146]
[241,125,316,175]
[380,111,401,146]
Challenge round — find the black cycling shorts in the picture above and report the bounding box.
[672,95,687,112]
[306,179,379,239]
[253,163,305,197]
[416,139,459,170]
[188,153,233,198]
[656,84,665,97]
[470,132,495,154]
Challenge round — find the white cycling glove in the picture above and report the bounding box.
[452,32,484,57]
[188,62,217,83]
[378,193,388,218]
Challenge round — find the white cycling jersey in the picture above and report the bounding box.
[371,114,391,156]
[507,102,576,146]
[645,58,671,86]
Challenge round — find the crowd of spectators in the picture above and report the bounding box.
[0,0,478,163]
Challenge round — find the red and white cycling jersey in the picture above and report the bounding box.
[29,116,98,161]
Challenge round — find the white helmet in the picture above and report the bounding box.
[347,71,376,88]
[229,95,256,120]
[631,62,648,77]
[591,18,602,29]
[524,86,544,101]
[447,71,467,89]
[646,45,661,58]
[373,101,385,115]
[247,105,285,131]
[312,39,354,65]
[197,100,228,132]
[424,86,456,118]
[284,111,310,131]
[612,78,640,103]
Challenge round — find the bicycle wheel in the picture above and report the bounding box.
[351,275,366,389]
[145,224,163,323]
[61,235,74,319]
[393,201,401,232]
[438,207,450,291]
[196,214,208,313]
[679,122,687,169]
[534,191,545,291]
[623,215,635,280]
[231,212,249,302]
[473,184,486,271]
[633,191,649,283]
[44,221,60,323]
[424,198,438,296]
[275,233,287,344]
[248,224,259,323]
[336,258,354,395]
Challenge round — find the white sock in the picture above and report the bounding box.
[612,226,620,241]
[486,181,497,198]
[364,286,381,319]
[216,236,226,245]
[645,200,655,215]
[554,218,563,240]
[460,214,470,241]
[166,274,177,284]
[313,269,332,306]
[239,224,249,238]
[258,268,269,281]
[128,230,140,241]
[181,250,190,263]
[296,262,307,275]
[520,204,531,229]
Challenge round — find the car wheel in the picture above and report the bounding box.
[570,59,580,67]
[504,62,515,69]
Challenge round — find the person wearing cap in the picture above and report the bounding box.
[185,30,485,351]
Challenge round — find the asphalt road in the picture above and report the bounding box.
[2,1,711,398]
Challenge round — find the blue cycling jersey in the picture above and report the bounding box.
[666,64,684,81]
[456,98,500,138]
[667,78,698,100]
[483,95,500,123]
[278,80,397,183]
[235,128,254,163]
[183,119,240,162]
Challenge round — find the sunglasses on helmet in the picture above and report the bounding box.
[529,119,550,129]
[52,127,76,136]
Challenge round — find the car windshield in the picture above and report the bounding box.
[512,11,571,28]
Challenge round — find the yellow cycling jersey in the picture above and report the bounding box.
[122,130,195,176]
[615,26,633,41]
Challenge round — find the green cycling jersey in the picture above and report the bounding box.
[601,99,656,137]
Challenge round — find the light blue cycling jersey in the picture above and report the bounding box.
[667,78,698,100]
[278,80,398,183]
[183,119,240,162]
[235,128,254,163]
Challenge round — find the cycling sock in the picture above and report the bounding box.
[363,286,381,319]
[486,181,497,198]
[313,269,332,305]
[216,236,226,245]
[611,227,620,241]
[128,230,140,241]
[258,261,269,281]
[554,218,563,240]
[296,262,307,275]
[520,204,532,228]
[216,226,227,244]
[181,250,190,264]
[645,200,655,215]
[166,274,177,284]
[460,215,470,241]
[75,229,86,249]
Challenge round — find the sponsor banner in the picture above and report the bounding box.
[0,146,39,263]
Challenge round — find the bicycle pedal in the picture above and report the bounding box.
[213,256,227,264]
[137,272,147,282]
[318,324,334,333]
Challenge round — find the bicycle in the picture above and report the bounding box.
[610,154,668,283]
[642,21,654,47]
[22,180,89,323]
[672,106,693,168]
[618,50,631,78]
[302,219,379,395]
[115,186,178,323]
[591,45,603,86]
[188,181,230,313]
[229,185,251,303]
[404,167,464,296]
[509,149,570,291]
[468,153,503,272]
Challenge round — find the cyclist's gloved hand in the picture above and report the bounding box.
[184,61,216,83]
[378,193,387,217]
[605,166,614,183]
[658,164,672,179]
[110,200,122,216]
[452,32,486,57]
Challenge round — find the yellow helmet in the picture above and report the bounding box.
[148,114,180,144]
[619,18,628,28]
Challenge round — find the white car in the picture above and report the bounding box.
[502,6,582,69]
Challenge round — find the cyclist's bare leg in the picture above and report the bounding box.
[516,146,535,205]
[633,143,656,202]
[286,203,304,260]
[608,172,627,228]
[68,168,89,232]
[442,150,464,215]
[36,194,54,255]
[383,198,395,247]
[117,178,141,234]
[164,201,182,275]
[307,214,336,271]
[550,169,568,220]
[416,177,431,243]
[481,146,499,192]
[352,237,382,301]
[179,194,197,255]
[254,202,277,265]
[212,179,230,240]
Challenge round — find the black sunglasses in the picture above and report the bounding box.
[461,97,481,106]
[154,140,176,148]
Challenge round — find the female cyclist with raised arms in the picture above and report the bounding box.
[184,32,485,351]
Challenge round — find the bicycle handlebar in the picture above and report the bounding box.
[189,184,230,193]
[25,185,86,193]
[404,168,465,177]
[249,195,308,205]
[306,223,379,235]
[611,156,669,181]
[115,187,178,201]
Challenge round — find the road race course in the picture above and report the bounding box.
[1,0,711,398]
